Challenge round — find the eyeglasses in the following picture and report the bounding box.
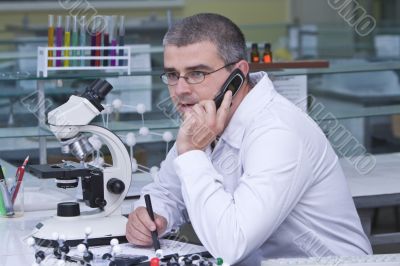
[160,62,237,85]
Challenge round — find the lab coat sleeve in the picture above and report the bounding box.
[134,144,186,234]
[173,127,312,264]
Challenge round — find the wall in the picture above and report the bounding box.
[290,0,357,58]
[0,0,290,51]
[182,0,291,45]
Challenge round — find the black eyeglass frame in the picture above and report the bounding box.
[160,62,238,85]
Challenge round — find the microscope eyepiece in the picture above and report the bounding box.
[81,79,113,112]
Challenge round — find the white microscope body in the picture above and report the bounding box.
[30,79,132,247]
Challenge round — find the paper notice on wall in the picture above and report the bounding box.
[272,75,308,112]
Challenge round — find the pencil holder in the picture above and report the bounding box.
[0,178,24,218]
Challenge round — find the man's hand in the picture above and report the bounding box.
[126,207,167,246]
[177,91,233,155]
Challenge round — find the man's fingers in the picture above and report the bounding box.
[137,207,157,231]
[130,216,152,238]
[127,234,152,246]
[129,208,154,235]
[126,206,169,247]
[216,90,232,128]
[126,207,158,246]
[191,104,206,121]
[155,214,168,235]
[126,218,152,246]
[201,100,217,126]
[126,211,151,240]
[126,223,152,246]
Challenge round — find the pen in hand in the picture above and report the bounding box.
[144,194,161,251]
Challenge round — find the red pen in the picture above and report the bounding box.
[11,156,29,204]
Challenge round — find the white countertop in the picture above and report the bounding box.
[1,153,400,265]
[340,153,400,197]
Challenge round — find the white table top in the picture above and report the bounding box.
[1,152,400,265]
[340,153,400,197]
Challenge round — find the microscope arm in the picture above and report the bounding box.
[79,125,132,217]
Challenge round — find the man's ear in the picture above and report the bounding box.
[236,60,250,77]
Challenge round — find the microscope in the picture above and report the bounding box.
[28,79,132,247]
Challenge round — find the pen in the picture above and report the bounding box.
[144,194,161,251]
[11,167,25,204]
[10,156,29,202]
[22,155,29,167]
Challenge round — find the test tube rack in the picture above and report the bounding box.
[36,46,131,77]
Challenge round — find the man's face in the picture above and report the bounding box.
[163,41,233,115]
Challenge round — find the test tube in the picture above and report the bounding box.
[110,15,117,67]
[64,15,71,67]
[71,16,78,66]
[90,17,96,66]
[103,16,110,67]
[56,15,63,67]
[94,17,102,67]
[118,15,125,66]
[79,16,86,66]
[48,15,54,67]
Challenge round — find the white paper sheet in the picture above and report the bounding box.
[272,75,308,112]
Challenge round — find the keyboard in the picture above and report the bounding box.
[262,254,400,265]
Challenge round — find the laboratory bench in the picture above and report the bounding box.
[3,151,400,265]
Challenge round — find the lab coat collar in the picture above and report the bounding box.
[219,71,276,149]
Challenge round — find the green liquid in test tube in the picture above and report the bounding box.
[80,16,86,66]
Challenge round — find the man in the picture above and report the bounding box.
[126,13,372,265]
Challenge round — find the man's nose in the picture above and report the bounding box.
[173,78,192,96]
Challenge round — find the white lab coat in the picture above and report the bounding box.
[134,72,372,265]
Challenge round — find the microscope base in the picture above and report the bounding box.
[33,215,128,247]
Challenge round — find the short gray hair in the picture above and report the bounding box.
[163,13,247,65]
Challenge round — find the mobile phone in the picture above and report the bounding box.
[213,68,245,109]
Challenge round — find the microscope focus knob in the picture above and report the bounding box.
[107,178,125,194]
[57,202,80,217]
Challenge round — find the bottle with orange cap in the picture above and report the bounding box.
[250,43,260,63]
[263,43,273,63]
